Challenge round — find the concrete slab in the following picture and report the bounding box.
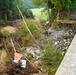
[55,35,76,75]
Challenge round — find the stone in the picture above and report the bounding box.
[1,26,17,34]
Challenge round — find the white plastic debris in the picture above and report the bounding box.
[13,60,19,63]
[55,42,58,45]
[13,60,26,68]
[20,60,26,68]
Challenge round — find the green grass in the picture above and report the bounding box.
[41,44,63,75]
[31,8,47,20]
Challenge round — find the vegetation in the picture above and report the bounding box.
[31,0,76,21]
[0,0,76,75]
[24,0,40,9]
[41,44,63,75]
[0,0,34,22]
[18,20,40,46]
[0,20,11,26]
[24,0,36,8]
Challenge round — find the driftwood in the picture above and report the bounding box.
[55,20,76,24]
[10,39,16,53]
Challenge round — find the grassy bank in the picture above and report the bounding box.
[31,8,47,20]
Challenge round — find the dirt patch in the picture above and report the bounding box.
[5,61,39,75]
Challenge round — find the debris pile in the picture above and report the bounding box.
[21,46,44,72]
[5,61,38,75]
[22,46,44,60]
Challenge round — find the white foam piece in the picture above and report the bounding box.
[13,60,26,68]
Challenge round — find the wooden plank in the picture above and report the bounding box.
[55,20,76,24]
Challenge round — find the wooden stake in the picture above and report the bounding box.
[10,39,16,53]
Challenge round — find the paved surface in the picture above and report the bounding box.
[55,35,76,75]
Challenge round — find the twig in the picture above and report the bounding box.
[10,39,16,53]
[4,43,13,62]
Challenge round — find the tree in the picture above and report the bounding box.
[0,0,9,21]
[31,0,52,25]
[31,0,76,21]
[0,0,34,21]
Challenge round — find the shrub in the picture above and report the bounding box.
[0,20,11,26]
[18,19,40,46]
[0,20,6,26]
[41,44,63,75]
[23,8,34,18]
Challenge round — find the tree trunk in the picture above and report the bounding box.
[57,12,60,20]
[0,12,2,19]
[5,12,7,21]
[46,0,51,26]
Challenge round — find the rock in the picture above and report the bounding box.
[48,26,55,33]
[33,60,41,67]
[1,26,17,34]
[34,49,41,55]
[22,46,43,61]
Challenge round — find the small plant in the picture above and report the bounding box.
[41,44,63,75]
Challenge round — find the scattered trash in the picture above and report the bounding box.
[14,52,23,60]
[20,60,27,68]
[21,46,43,61]
[5,61,39,75]
[13,60,26,68]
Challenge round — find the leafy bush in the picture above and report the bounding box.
[41,44,63,75]
[23,8,34,18]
